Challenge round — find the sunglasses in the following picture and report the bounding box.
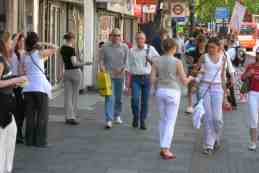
[113,34,121,37]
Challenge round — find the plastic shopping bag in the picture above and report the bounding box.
[97,71,112,96]
[193,99,205,129]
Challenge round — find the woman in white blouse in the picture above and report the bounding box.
[22,32,56,147]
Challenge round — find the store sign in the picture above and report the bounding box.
[136,0,156,4]
[134,4,142,17]
[215,7,229,19]
[142,5,156,13]
[171,2,189,17]
[107,0,134,15]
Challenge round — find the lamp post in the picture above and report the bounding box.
[189,0,195,33]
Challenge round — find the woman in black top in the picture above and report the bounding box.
[0,31,27,173]
[59,32,87,125]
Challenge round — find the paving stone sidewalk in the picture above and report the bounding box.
[14,92,259,173]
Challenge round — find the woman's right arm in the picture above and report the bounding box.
[0,63,27,88]
[176,60,193,86]
[39,48,57,61]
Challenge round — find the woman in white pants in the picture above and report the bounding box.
[151,38,193,160]
[242,47,259,151]
[196,38,226,155]
[0,32,27,173]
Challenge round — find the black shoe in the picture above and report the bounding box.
[66,119,79,125]
[140,122,147,130]
[132,119,138,128]
[16,127,24,144]
[16,137,24,144]
[35,144,52,148]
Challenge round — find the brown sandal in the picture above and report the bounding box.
[160,150,176,160]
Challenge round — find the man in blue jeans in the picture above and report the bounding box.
[126,32,159,130]
[99,28,129,129]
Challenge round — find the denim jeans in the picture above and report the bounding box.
[104,78,123,122]
[131,75,150,123]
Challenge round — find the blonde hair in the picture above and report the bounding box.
[0,31,11,58]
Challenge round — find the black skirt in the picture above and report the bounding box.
[0,93,15,128]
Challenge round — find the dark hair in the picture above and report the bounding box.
[99,41,104,48]
[14,33,25,61]
[25,32,40,52]
[64,32,75,41]
[196,34,206,43]
[0,31,11,59]
[207,37,221,47]
[162,38,178,53]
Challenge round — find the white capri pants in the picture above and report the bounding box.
[200,84,224,149]
[156,88,181,149]
[0,116,17,173]
[248,91,259,128]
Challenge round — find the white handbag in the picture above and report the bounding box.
[192,56,226,129]
[193,99,205,129]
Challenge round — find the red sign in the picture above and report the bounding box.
[136,0,156,4]
[134,5,142,17]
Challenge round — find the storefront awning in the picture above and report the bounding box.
[56,0,83,4]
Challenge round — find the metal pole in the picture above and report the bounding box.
[189,0,195,34]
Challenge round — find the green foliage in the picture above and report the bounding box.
[195,0,259,23]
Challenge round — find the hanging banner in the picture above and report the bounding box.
[136,0,156,4]
[229,2,246,32]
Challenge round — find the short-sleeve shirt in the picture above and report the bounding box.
[242,64,259,92]
[22,51,52,98]
[127,44,159,75]
[60,45,78,70]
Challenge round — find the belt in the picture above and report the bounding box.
[132,74,150,79]
[201,80,222,85]
[65,67,80,70]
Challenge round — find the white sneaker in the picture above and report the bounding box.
[248,142,256,151]
[185,107,194,114]
[106,121,113,129]
[115,116,123,124]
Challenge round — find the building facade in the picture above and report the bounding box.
[0,0,137,93]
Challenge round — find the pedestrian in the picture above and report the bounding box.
[10,33,26,143]
[22,32,56,147]
[241,47,259,151]
[150,38,193,160]
[126,32,159,130]
[174,32,185,59]
[0,31,27,173]
[219,39,237,110]
[151,29,168,55]
[196,37,226,156]
[59,32,89,125]
[99,28,129,129]
[185,35,206,114]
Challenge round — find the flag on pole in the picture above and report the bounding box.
[229,1,246,33]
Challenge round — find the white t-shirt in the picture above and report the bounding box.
[22,50,52,98]
[201,54,225,83]
[127,44,159,75]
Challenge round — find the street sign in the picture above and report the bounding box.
[174,17,186,22]
[215,7,229,19]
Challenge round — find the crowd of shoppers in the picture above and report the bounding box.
[1,25,259,173]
